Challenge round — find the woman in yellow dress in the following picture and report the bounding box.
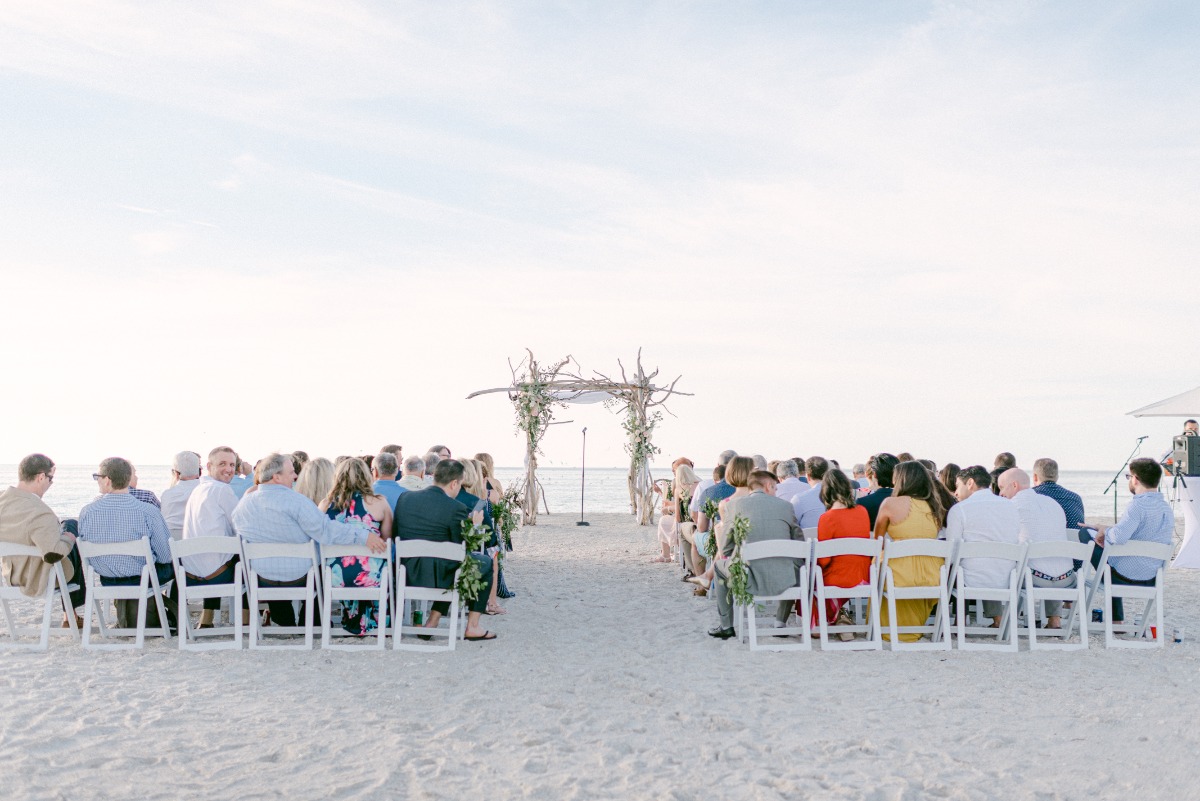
[875,461,949,642]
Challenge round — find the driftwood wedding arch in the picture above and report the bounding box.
[467,349,690,526]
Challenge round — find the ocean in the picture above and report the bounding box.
[0,464,1164,524]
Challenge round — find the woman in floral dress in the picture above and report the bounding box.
[319,458,393,636]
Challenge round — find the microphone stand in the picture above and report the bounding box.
[576,427,589,526]
[1104,436,1146,523]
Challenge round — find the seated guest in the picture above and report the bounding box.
[708,469,802,639]
[814,469,871,633]
[181,446,242,627]
[429,445,452,461]
[791,456,831,530]
[228,455,254,499]
[689,449,737,519]
[393,459,496,641]
[938,464,961,498]
[874,462,947,642]
[380,443,403,463]
[422,453,441,486]
[233,453,386,627]
[1080,458,1174,624]
[851,463,868,493]
[0,454,84,615]
[750,454,768,471]
[457,459,503,615]
[995,452,1017,470]
[896,451,915,463]
[691,457,755,591]
[790,457,809,485]
[998,468,1071,629]
[79,457,177,628]
[161,451,202,540]
[294,457,333,506]
[1031,458,1085,531]
[944,464,1021,628]
[292,451,309,475]
[690,461,737,586]
[773,459,807,504]
[320,458,393,636]
[859,453,899,529]
[398,455,427,492]
[128,465,162,508]
[988,466,1007,495]
[371,452,406,510]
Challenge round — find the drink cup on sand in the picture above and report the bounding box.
[1174,627,1185,643]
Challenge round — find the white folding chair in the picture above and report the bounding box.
[949,541,1025,652]
[734,539,812,652]
[77,538,173,651]
[1084,540,1173,649]
[800,527,819,541]
[393,540,465,652]
[242,540,320,650]
[170,537,244,651]
[321,544,392,650]
[880,537,953,651]
[813,537,882,651]
[1021,538,1094,651]
[0,544,80,650]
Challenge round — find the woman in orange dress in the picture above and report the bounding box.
[874,461,948,643]
[813,468,872,628]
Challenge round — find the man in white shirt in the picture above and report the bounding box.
[160,451,202,539]
[773,459,807,504]
[791,456,830,530]
[182,446,242,627]
[397,455,427,492]
[998,467,1072,629]
[944,464,1021,627]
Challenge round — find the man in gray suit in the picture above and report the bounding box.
[709,471,805,639]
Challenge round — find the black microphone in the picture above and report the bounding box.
[1137,435,1149,441]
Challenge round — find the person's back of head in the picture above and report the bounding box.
[429,444,451,459]
[805,456,829,483]
[726,456,754,488]
[474,452,496,479]
[424,452,441,476]
[956,464,992,496]
[717,449,737,466]
[852,463,866,478]
[380,444,403,458]
[748,470,777,494]
[172,451,201,480]
[1031,457,1058,484]
[403,454,426,476]
[294,457,334,504]
[1129,457,1162,490]
[894,460,947,527]
[918,459,936,472]
[433,458,465,487]
[994,452,1017,470]
[938,463,961,495]
[775,459,800,480]
[374,452,399,479]
[99,457,133,490]
[328,457,374,510]
[988,466,1007,495]
[712,464,726,483]
[897,452,914,463]
[750,454,768,471]
[819,469,856,510]
[868,453,899,489]
[675,464,701,487]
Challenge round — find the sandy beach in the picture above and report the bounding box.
[3,513,1200,800]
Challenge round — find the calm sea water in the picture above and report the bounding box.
[0,465,1161,523]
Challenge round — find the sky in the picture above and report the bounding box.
[1,1,1198,472]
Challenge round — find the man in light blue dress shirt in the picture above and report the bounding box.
[371,452,407,511]
[233,453,387,627]
[791,456,831,530]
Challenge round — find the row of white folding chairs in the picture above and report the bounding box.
[728,531,1173,652]
[0,536,471,653]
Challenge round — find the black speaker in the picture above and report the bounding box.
[1172,435,1200,475]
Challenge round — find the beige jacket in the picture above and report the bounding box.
[0,486,74,596]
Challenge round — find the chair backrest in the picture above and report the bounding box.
[955,541,1025,562]
[1026,539,1094,562]
[800,527,819,540]
[395,540,466,561]
[740,539,811,562]
[78,538,153,560]
[0,542,43,560]
[241,541,318,561]
[170,536,243,560]
[321,543,391,561]
[883,538,952,561]
[1103,540,1174,562]
[812,537,881,560]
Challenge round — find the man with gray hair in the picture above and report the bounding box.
[773,459,806,504]
[1031,458,1085,531]
[422,452,441,486]
[399,455,427,492]
[161,451,202,539]
[233,453,387,627]
[690,449,737,517]
[372,452,405,510]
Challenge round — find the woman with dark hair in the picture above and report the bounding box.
[938,463,960,496]
[319,458,393,636]
[874,461,946,642]
[813,469,871,634]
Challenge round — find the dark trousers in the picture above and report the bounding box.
[1080,530,1156,622]
[256,576,320,627]
[432,553,493,616]
[187,557,247,611]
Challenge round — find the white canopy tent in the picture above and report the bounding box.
[1128,386,1200,417]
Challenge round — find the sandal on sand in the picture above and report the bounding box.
[651,556,672,563]
[485,605,508,616]
[465,631,496,641]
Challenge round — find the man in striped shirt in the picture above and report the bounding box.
[1080,457,1175,623]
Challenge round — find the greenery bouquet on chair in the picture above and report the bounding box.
[455,521,492,605]
[701,498,721,561]
[492,485,521,552]
[725,514,753,606]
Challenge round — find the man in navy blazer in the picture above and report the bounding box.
[394,459,496,641]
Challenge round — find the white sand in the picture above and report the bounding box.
[3,513,1200,800]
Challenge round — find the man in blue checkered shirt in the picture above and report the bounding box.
[78,456,177,627]
[1079,457,1175,623]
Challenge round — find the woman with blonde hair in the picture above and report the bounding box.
[319,458,393,636]
[295,457,334,506]
[475,452,516,600]
[689,456,753,592]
